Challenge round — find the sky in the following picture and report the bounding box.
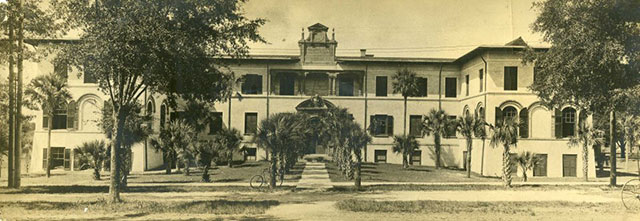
[242,0,547,58]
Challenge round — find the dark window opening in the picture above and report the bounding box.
[479,69,484,92]
[209,112,223,135]
[244,113,258,135]
[160,104,167,129]
[445,77,457,98]
[563,154,577,177]
[370,115,394,137]
[562,108,576,137]
[244,147,257,161]
[465,75,469,96]
[54,62,68,78]
[502,106,517,121]
[519,108,528,138]
[409,115,423,137]
[445,115,457,137]
[338,76,354,96]
[52,107,68,130]
[375,150,387,163]
[376,76,388,97]
[533,154,547,177]
[504,66,518,90]
[279,74,295,95]
[242,74,263,95]
[417,77,428,97]
[411,150,422,165]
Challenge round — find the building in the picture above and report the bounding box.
[26,23,595,178]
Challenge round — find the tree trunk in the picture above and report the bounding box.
[609,110,616,186]
[522,169,528,182]
[93,167,101,180]
[46,116,52,178]
[201,157,211,182]
[402,152,408,169]
[466,138,472,178]
[109,111,126,203]
[435,134,441,169]
[582,143,589,182]
[355,157,362,189]
[228,152,233,168]
[14,0,24,188]
[7,0,15,188]
[165,153,172,174]
[270,150,277,189]
[183,159,190,176]
[502,145,512,188]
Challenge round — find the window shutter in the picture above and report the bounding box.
[495,107,503,125]
[504,68,511,89]
[257,75,263,94]
[64,148,71,170]
[554,108,562,138]
[369,115,375,134]
[67,101,77,130]
[42,148,48,169]
[519,108,529,138]
[43,115,49,129]
[387,116,394,136]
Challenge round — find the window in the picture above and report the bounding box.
[376,76,388,97]
[411,150,421,165]
[370,115,394,136]
[338,76,354,96]
[502,106,517,120]
[465,75,469,96]
[519,108,528,138]
[445,77,457,98]
[409,115,423,137]
[209,112,223,135]
[504,66,518,90]
[563,154,577,177]
[54,62,68,77]
[445,115,457,137]
[375,150,387,163]
[43,147,66,169]
[52,107,68,130]
[533,154,547,177]
[417,77,427,97]
[146,101,154,130]
[160,104,167,129]
[83,67,97,84]
[244,147,257,161]
[479,69,484,92]
[279,74,295,95]
[244,113,258,135]
[242,74,263,94]
[555,107,576,138]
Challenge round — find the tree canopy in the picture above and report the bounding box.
[525,0,640,111]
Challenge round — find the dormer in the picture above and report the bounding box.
[299,23,338,65]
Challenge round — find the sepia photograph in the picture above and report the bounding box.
[0,0,639,220]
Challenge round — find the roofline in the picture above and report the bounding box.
[336,56,456,64]
[453,45,549,64]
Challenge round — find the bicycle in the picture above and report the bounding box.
[621,178,640,210]
[250,167,284,188]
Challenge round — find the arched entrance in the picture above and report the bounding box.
[295,95,336,154]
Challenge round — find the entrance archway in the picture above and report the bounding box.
[296,95,336,154]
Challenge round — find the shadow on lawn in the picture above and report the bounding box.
[0,185,271,194]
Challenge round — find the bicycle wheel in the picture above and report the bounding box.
[250,175,264,189]
[621,178,640,210]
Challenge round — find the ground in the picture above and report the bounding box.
[1,160,639,220]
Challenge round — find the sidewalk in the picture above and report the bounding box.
[296,162,333,190]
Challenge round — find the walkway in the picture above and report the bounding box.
[296,162,333,190]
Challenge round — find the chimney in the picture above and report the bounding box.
[360,49,366,57]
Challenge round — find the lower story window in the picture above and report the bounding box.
[43,147,67,170]
[375,150,387,163]
[533,154,547,177]
[563,154,577,177]
[411,150,421,165]
[244,147,257,161]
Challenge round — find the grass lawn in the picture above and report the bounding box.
[329,184,619,192]
[328,162,498,183]
[334,199,640,219]
[1,161,304,187]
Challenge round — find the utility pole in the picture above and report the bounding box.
[7,0,16,188]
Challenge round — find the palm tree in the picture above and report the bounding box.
[515,151,537,182]
[25,72,71,178]
[194,139,217,182]
[392,68,420,136]
[346,122,372,188]
[423,108,451,169]
[213,127,243,168]
[254,112,309,189]
[392,135,419,169]
[488,117,519,187]
[150,119,197,175]
[569,122,603,181]
[76,140,108,180]
[455,114,486,178]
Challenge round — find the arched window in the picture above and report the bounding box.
[519,108,528,138]
[160,103,167,129]
[561,107,576,137]
[503,106,517,120]
[477,107,485,120]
